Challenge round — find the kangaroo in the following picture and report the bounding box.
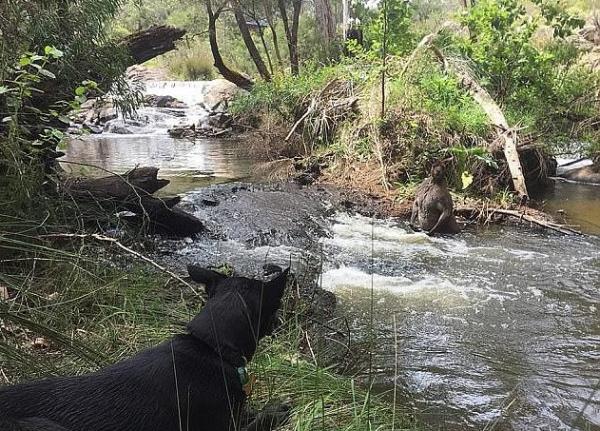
[410,161,460,235]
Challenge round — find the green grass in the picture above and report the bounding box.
[160,43,216,80]
[0,237,417,429]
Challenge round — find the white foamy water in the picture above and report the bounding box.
[318,212,600,431]
[145,80,213,107]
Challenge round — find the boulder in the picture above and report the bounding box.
[144,94,188,109]
[77,99,118,126]
[202,79,246,109]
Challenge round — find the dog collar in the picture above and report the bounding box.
[237,365,249,386]
[237,356,249,385]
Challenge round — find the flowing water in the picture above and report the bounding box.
[61,82,600,431]
[60,81,252,195]
[320,214,600,430]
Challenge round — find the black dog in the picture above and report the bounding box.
[0,266,289,431]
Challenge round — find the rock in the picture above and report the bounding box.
[201,198,219,207]
[126,65,170,81]
[144,94,188,109]
[76,99,118,126]
[202,79,246,108]
[103,123,134,134]
[168,124,196,138]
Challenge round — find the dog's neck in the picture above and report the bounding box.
[186,291,260,369]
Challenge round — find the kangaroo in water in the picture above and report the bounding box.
[410,160,460,235]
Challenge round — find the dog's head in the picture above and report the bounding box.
[186,265,289,363]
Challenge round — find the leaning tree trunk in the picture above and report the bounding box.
[402,32,530,200]
[205,0,254,90]
[119,25,187,65]
[232,1,272,81]
[278,0,302,75]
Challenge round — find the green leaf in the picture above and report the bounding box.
[75,86,86,96]
[461,171,474,190]
[19,57,31,67]
[58,115,71,124]
[44,46,64,58]
[0,86,9,95]
[82,80,98,89]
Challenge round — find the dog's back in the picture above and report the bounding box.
[0,335,243,431]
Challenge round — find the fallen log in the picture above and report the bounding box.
[64,167,204,237]
[119,25,187,65]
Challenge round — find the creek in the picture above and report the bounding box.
[60,81,600,431]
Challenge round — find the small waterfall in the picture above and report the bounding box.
[144,80,213,107]
[102,81,215,135]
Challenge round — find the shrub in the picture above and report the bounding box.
[164,43,215,80]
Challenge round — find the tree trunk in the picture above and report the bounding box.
[255,18,274,75]
[119,25,187,65]
[232,1,272,81]
[205,0,254,90]
[278,0,302,75]
[314,0,336,52]
[263,2,284,68]
[290,0,302,74]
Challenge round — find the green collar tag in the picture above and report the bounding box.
[237,366,249,386]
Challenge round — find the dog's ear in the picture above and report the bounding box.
[187,265,228,296]
[265,267,289,302]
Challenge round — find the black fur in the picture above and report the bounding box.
[0,267,289,431]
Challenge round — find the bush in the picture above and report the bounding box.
[163,43,215,80]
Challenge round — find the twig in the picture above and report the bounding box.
[38,233,201,297]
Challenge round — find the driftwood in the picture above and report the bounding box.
[403,30,530,200]
[456,207,582,235]
[64,167,204,237]
[119,25,186,65]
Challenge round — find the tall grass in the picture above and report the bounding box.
[0,231,418,429]
[161,43,216,80]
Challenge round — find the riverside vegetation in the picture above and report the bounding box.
[1,0,600,429]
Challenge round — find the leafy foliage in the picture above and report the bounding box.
[454,0,585,102]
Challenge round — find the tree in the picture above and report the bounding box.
[232,0,272,81]
[314,0,337,56]
[261,0,285,68]
[205,0,255,89]
[278,0,302,75]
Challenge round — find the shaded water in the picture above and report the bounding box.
[544,180,600,235]
[61,136,252,195]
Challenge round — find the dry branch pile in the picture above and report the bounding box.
[286,79,359,151]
